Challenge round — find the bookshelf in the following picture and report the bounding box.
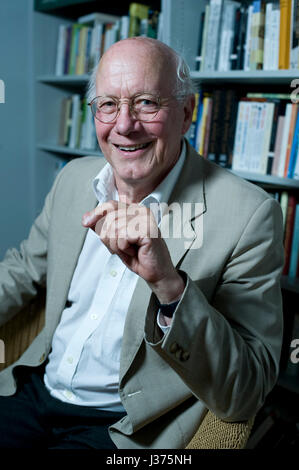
[31,0,299,446]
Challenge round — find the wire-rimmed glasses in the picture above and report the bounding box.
[88,93,171,123]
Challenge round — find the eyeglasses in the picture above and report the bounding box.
[88,93,172,123]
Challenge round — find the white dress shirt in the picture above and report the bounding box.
[44,141,186,411]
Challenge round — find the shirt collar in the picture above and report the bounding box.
[92,139,186,225]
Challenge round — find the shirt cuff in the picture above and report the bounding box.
[156,310,172,335]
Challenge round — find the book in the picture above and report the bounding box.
[293,139,299,178]
[263,2,280,70]
[284,104,298,176]
[244,4,254,71]
[55,24,67,76]
[203,98,214,159]
[283,194,297,275]
[272,115,285,175]
[68,94,81,149]
[77,12,120,25]
[232,100,251,170]
[197,95,211,156]
[200,4,210,71]
[280,190,289,231]
[128,3,150,37]
[202,0,224,71]
[290,0,299,68]
[288,203,299,277]
[188,92,200,148]
[217,0,240,71]
[250,0,266,70]
[279,0,292,69]
[277,103,293,176]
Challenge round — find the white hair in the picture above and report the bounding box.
[86,41,196,103]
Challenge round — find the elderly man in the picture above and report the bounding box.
[0,37,284,449]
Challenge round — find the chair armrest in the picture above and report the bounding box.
[0,291,45,371]
[185,410,255,449]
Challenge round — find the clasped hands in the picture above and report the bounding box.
[82,200,185,307]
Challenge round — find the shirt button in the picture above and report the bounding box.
[110,270,117,277]
[67,356,73,364]
[63,390,74,401]
[90,313,98,320]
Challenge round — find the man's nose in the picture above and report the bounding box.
[114,103,138,135]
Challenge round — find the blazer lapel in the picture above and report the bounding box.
[119,142,207,383]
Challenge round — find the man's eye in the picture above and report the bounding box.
[100,101,117,113]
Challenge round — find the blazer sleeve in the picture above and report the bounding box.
[0,170,63,326]
[144,198,284,422]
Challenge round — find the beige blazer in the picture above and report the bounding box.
[0,140,284,449]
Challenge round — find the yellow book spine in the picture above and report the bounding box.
[279,0,292,69]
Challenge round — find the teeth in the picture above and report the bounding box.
[118,143,149,151]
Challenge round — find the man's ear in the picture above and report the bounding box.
[181,94,196,135]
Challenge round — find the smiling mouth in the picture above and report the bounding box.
[114,142,152,152]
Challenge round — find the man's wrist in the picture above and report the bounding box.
[149,271,185,304]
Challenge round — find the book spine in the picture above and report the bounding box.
[244,4,254,70]
[277,103,293,176]
[204,0,223,71]
[271,115,285,175]
[55,24,67,76]
[263,2,273,70]
[260,102,275,174]
[188,92,200,148]
[284,104,298,176]
[279,0,292,69]
[232,101,247,170]
[269,5,280,69]
[200,4,210,71]
[203,98,214,159]
[288,113,299,176]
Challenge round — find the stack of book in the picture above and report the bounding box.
[197,0,299,71]
[189,89,299,179]
[55,4,161,76]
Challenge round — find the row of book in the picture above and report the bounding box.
[197,0,299,72]
[189,90,299,179]
[55,3,161,76]
[58,95,98,151]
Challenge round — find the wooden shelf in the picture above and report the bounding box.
[37,143,103,158]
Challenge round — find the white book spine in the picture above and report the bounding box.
[218,1,237,71]
[120,16,130,40]
[260,102,275,174]
[68,94,80,149]
[263,3,272,70]
[245,102,258,172]
[55,24,67,76]
[277,103,293,177]
[200,4,210,71]
[204,0,223,71]
[232,101,250,171]
[244,4,253,71]
[269,7,280,70]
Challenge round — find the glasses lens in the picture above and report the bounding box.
[133,94,160,121]
[91,97,118,122]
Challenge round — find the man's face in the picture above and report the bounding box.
[94,41,193,194]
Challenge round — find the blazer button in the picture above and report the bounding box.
[175,348,183,360]
[39,353,46,363]
[169,342,179,354]
[181,351,190,361]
